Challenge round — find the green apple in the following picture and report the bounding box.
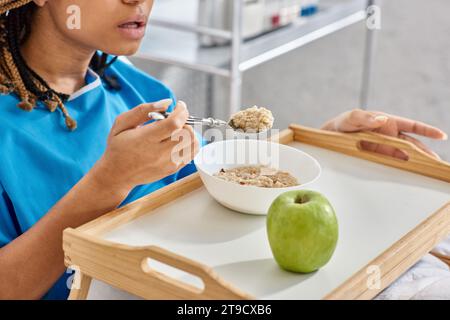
[267,190,338,273]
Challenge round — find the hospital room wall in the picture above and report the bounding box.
[131,0,450,160]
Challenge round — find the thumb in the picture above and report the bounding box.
[111,98,173,135]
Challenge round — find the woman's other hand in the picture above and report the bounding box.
[94,99,200,192]
[321,109,448,160]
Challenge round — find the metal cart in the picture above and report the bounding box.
[135,0,377,117]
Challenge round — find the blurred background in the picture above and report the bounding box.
[130,0,450,160]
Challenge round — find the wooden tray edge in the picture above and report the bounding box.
[325,203,450,300]
[65,125,450,300]
[289,124,450,183]
[64,228,253,300]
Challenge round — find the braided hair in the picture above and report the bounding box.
[0,0,121,131]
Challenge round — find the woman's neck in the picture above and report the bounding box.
[20,10,95,95]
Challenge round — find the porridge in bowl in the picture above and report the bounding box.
[229,106,274,133]
[214,165,299,188]
[194,139,321,214]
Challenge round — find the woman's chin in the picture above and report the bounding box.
[104,43,141,57]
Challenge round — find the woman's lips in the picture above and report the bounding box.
[117,20,147,40]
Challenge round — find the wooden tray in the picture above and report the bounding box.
[63,125,450,300]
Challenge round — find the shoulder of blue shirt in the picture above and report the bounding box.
[0,56,174,117]
[0,56,205,141]
[107,57,177,110]
[108,57,207,147]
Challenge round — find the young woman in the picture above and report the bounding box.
[0,0,446,300]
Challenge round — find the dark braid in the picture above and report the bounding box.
[90,53,121,91]
[6,7,43,100]
[0,0,121,131]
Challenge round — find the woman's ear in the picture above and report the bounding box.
[32,0,48,7]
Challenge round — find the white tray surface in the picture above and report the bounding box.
[89,142,450,300]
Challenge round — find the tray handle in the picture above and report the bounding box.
[63,228,251,300]
[290,124,450,182]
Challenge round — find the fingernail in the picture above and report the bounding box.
[442,132,448,141]
[154,98,173,109]
[374,115,389,122]
[148,112,165,121]
[177,100,187,110]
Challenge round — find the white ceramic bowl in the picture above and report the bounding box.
[194,139,322,215]
[231,128,271,140]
